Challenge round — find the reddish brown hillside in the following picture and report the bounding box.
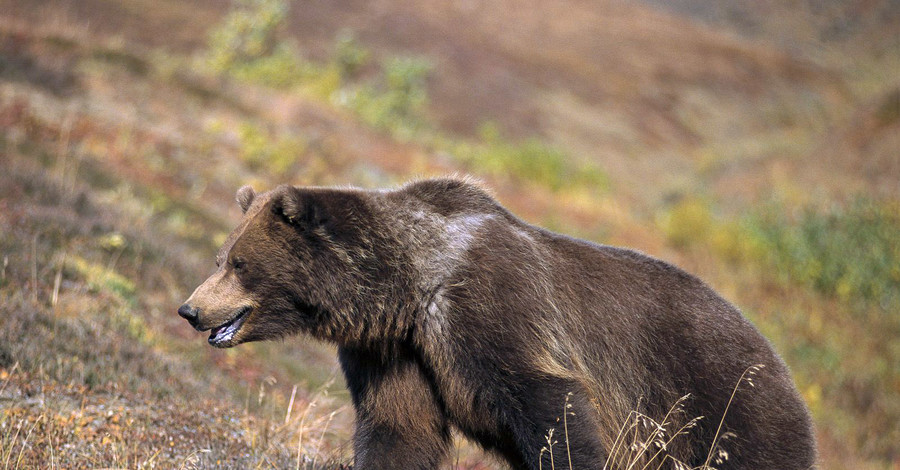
[274,0,853,209]
[282,0,848,135]
[4,0,853,208]
[0,0,226,50]
[798,86,900,200]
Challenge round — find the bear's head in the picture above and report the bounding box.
[178,184,390,348]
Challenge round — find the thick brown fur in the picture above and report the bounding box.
[179,178,816,470]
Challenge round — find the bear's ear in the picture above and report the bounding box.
[271,185,322,228]
[236,185,256,214]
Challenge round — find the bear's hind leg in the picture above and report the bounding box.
[339,347,451,470]
[498,378,608,470]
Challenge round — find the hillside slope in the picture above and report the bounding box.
[276,0,859,209]
[1,1,898,468]
[3,0,863,207]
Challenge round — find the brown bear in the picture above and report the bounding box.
[178,178,816,470]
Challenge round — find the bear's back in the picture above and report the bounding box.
[400,177,504,218]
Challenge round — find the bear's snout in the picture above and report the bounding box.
[177,303,201,328]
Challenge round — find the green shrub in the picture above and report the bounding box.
[451,122,608,192]
[659,197,714,248]
[334,31,370,80]
[207,0,287,69]
[663,197,900,310]
[746,199,900,309]
[207,0,306,88]
[226,43,307,88]
[236,121,306,176]
[67,254,136,304]
[345,56,432,136]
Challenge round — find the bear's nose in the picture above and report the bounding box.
[178,304,200,322]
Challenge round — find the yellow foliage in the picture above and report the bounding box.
[213,232,229,248]
[236,122,307,176]
[660,197,713,248]
[67,255,136,302]
[97,232,126,251]
[803,384,823,414]
[304,64,343,101]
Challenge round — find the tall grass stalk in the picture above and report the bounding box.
[543,428,557,470]
[702,364,764,469]
[31,234,38,303]
[295,376,338,469]
[285,384,298,425]
[15,413,44,469]
[311,410,340,469]
[596,364,763,470]
[563,392,573,470]
[636,395,695,470]
[2,418,24,469]
[605,408,639,469]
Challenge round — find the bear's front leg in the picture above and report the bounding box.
[339,346,451,470]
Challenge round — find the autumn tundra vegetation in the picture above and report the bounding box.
[0,0,898,468]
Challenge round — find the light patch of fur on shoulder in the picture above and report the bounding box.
[444,213,494,257]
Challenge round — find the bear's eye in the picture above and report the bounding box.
[232,258,246,271]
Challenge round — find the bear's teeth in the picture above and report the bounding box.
[208,307,250,345]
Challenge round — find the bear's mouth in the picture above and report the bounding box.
[207,306,252,347]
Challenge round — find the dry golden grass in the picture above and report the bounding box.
[1,2,898,468]
[532,366,768,470]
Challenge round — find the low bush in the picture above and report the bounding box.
[452,122,608,192]
[746,199,900,310]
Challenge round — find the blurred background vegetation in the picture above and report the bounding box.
[0,0,897,468]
